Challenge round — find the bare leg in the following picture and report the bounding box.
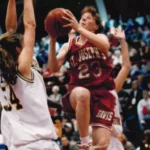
[69,87,90,138]
[92,126,111,150]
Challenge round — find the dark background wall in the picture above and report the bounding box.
[0,0,150,41]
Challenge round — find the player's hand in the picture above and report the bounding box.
[62,10,80,32]
[111,28,125,40]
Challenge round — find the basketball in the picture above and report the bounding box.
[44,8,72,37]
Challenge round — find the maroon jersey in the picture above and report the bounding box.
[66,37,115,90]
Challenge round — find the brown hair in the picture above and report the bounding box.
[81,6,103,33]
[0,32,23,84]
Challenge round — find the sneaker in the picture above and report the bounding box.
[78,142,92,150]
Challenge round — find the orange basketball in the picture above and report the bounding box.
[44,8,72,37]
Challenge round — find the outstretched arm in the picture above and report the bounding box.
[113,29,131,92]
[18,0,36,78]
[5,0,17,32]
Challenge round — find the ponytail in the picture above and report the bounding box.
[0,47,17,84]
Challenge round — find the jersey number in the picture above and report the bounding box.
[4,86,23,111]
[78,61,102,79]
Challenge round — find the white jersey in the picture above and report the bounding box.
[108,136,124,150]
[110,90,123,136]
[108,91,124,150]
[0,68,57,147]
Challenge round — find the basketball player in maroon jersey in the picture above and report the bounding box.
[67,28,131,149]
[48,6,115,150]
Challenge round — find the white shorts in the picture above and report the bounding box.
[9,140,60,150]
[108,136,124,150]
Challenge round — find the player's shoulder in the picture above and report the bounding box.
[62,42,69,48]
[96,33,109,39]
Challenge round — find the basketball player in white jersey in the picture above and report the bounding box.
[0,0,60,150]
[108,28,131,150]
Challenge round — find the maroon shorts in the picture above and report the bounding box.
[62,87,116,129]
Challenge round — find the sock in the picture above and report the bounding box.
[80,136,90,144]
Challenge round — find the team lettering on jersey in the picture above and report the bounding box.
[0,80,23,111]
[96,110,113,121]
[69,47,106,68]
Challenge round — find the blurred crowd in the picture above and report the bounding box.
[36,13,150,150]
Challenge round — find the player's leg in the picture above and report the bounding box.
[92,127,111,150]
[69,87,91,144]
[108,136,124,150]
[90,89,116,150]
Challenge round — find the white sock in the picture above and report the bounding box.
[80,136,90,144]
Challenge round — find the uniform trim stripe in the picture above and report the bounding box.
[17,71,34,83]
[75,36,87,46]
[90,122,112,130]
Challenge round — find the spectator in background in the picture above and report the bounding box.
[147,82,150,97]
[60,136,79,150]
[118,89,131,120]
[128,80,143,116]
[53,116,63,144]
[62,122,75,141]
[34,42,40,57]
[135,12,145,27]
[118,133,135,150]
[112,49,122,67]
[124,80,143,146]
[137,129,150,150]
[137,75,147,90]
[48,85,62,105]
[137,90,150,130]
[130,64,149,77]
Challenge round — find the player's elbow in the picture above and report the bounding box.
[6,26,17,32]
[115,86,122,93]
[24,21,36,29]
[123,62,131,71]
[48,65,59,74]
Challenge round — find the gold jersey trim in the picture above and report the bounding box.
[17,70,34,83]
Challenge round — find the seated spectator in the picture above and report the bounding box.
[147,82,150,97]
[137,90,150,130]
[137,75,148,90]
[112,49,122,67]
[130,64,149,77]
[137,129,150,150]
[48,85,62,105]
[118,133,135,150]
[60,136,79,150]
[62,122,74,141]
[53,116,63,139]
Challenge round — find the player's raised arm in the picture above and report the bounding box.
[5,0,17,32]
[113,29,131,92]
[48,37,69,73]
[18,0,36,78]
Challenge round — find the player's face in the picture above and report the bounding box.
[79,12,98,33]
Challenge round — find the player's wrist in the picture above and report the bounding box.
[119,38,126,43]
[76,25,82,33]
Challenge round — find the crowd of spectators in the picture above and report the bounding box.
[35,13,150,150]
[0,13,150,150]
